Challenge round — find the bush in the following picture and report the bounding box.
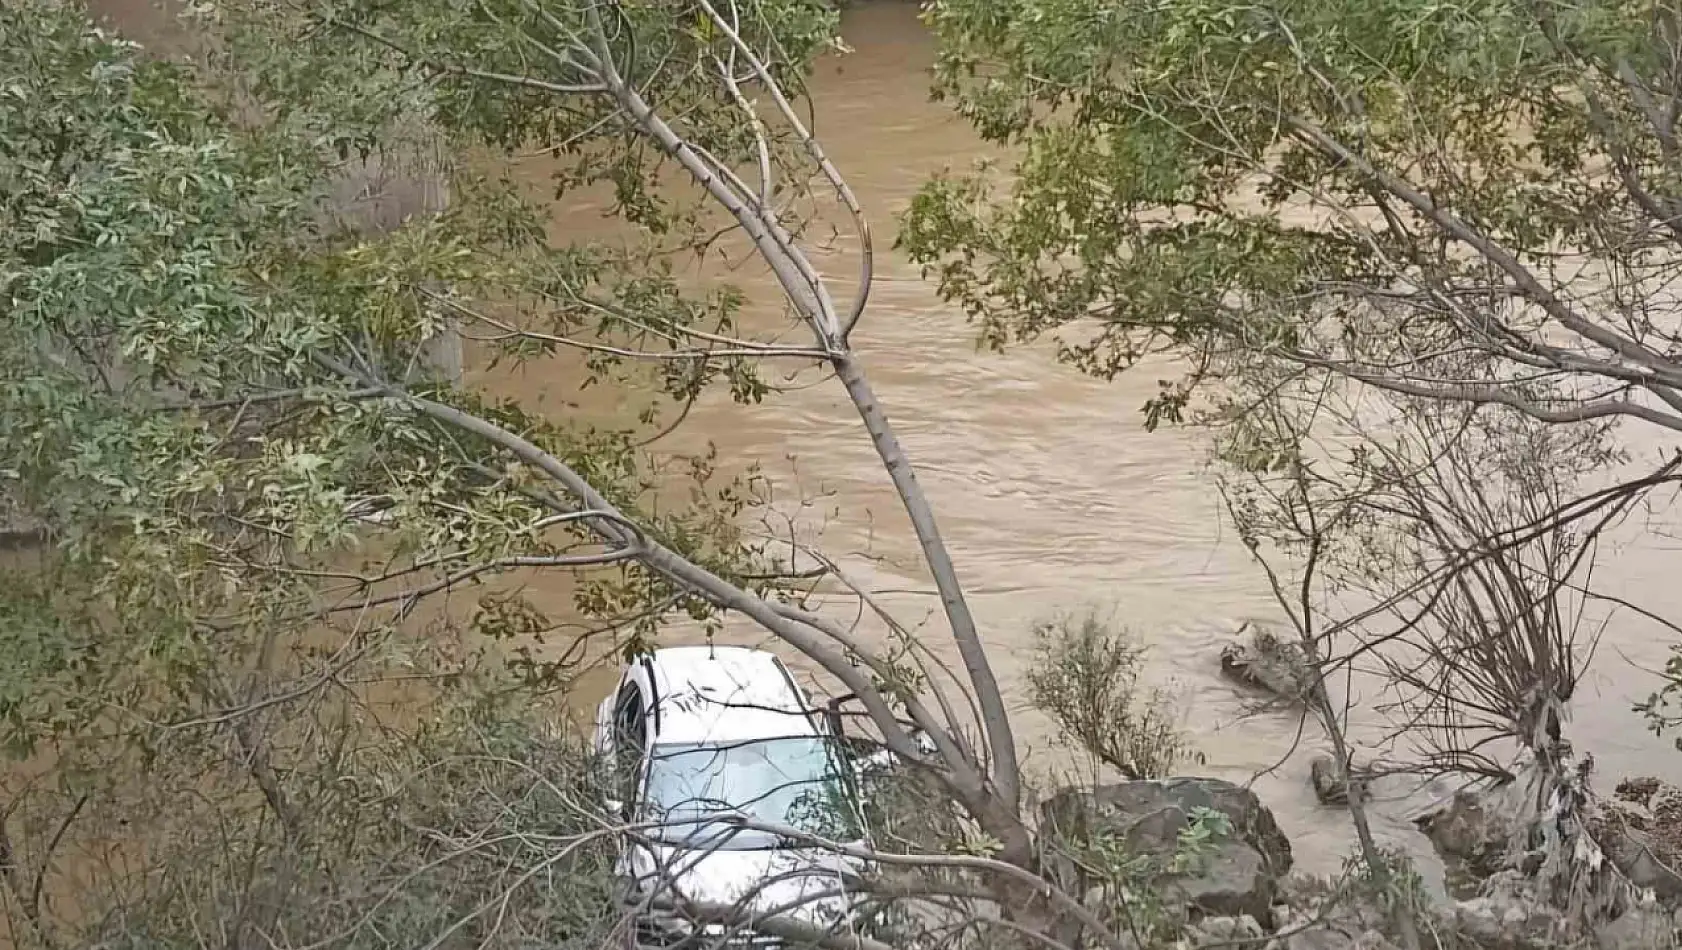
[1027,609,1195,781]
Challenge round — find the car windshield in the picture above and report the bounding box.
[641,736,862,850]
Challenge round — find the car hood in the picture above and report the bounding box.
[626,843,863,923]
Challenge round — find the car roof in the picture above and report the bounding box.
[643,646,820,746]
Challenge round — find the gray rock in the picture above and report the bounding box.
[1595,905,1678,950]
[1414,786,1521,881]
[1272,870,1338,913]
[1605,824,1682,905]
[1266,927,1398,950]
[1219,622,1314,703]
[1265,894,1393,950]
[1263,907,1345,950]
[1041,778,1293,921]
[1309,755,1346,806]
[1598,777,1682,905]
[1176,847,1275,922]
[1308,754,1372,807]
[1187,914,1265,946]
[1446,870,1567,950]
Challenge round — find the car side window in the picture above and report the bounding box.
[613,683,646,755]
[610,684,646,820]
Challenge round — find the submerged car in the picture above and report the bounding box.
[594,645,875,947]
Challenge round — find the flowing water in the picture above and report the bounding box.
[472,2,1682,875]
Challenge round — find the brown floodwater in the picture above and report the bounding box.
[469,2,1682,876]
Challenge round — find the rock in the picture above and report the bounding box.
[1445,870,1567,950]
[1595,904,1678,950]
[1414,786,1522,881]
[1309,755,1345,806]
[1219,622,1314,703]
[1041,778,1293,921]
[1186,914,1265,946]
[1308,754,1372,807]
[1272,870,1337,913]
[1598,776,1682,905]
[1265,923,1398,950]
[1263,906,1345,950]
[1265,883,1391,950]
[1602,823,1682,906]
[1181,847,1276,923]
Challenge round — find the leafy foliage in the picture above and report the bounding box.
[3,672,621,949]
[907,0,1682,432]
[1,0,842,941]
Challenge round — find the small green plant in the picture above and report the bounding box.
[1058,806,1235,945]
[1171,806,1233,875]
[1341,845,1432,940]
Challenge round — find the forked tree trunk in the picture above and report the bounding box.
[1519,694,1629,927]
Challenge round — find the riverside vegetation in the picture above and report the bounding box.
[5,1,1682,948]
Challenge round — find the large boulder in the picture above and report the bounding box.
[1414,786,1523,883]
[1040,778,1293,921]
[1219,622,1314,704]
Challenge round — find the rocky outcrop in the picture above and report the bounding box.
[1219,622,1315,704]
[1595,776,1682,904]
[1595,903,1679,950]
[1259,870,1398,950]
[1413,784,1527,882]
[1036,771,1682,950]
[1416,774,1682,902]
[1408,773,1682,949]
[1444,870,1570,950]
[1041,778,1293,921]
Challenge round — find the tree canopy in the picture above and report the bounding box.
[907,0,1682,435]
[907,0,1682,935]
[2,1,1060,945]
[0,0,813,941]
[906,0,1682,738]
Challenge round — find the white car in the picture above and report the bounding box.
[595,646,874,948]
